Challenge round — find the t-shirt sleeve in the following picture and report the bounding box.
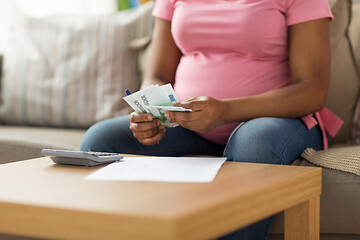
[285,0,334,26]
[152,0,174,21]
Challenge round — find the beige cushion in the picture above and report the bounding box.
[301,146,360,176]
[325,0,359,145]
[270,158,360,235]
[0,126,85,164]
[0,2,154,128]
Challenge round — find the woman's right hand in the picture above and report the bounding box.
[129,112,166,146]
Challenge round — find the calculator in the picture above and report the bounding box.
[41,149,124,167]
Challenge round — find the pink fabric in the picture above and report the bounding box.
[301,109,344,149]
[153,0,340,147]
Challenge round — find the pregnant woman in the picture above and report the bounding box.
[81,0,343,238]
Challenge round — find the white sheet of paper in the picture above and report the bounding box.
[85,157,227,183]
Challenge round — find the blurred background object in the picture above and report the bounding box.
[0,0,152,54]
[118,0,151,10]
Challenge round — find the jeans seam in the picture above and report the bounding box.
[278,124,304,165]
[223,122,245,158]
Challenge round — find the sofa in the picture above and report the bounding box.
[0,1,359,240]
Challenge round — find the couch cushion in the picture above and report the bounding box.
[270,158,360,235]
[301,146,360,176]
[325,0,359,145]
[0,126,85,164]
[0,2,154,128]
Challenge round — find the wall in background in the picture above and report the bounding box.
[0,0,117,54]
[15,0,117,17]
[0,0,13,54]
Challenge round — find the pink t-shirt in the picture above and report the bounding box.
[153,0,341,146]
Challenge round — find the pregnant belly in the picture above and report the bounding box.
[174,54,290,102]
[173,54,291,144]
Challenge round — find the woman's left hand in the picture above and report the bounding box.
[165,96,227,132]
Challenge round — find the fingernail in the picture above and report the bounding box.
[147,115,153,121]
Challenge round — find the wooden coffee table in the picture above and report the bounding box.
[0,157,321,240]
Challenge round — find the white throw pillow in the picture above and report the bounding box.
[0,2,154,128]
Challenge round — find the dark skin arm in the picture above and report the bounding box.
[142,18,181,88]
[167,18,331,132]
[129,18,181,145]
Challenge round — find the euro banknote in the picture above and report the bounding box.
[123,84,191,127]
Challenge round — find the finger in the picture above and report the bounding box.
[175,101,204,112]
[129,112,154,123]
[130,119,160,132]
[173,97,196,106]
[139,127,166,146]
[133,127,159,139]
[166,111,202,122]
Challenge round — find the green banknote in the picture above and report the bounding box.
[123,84,191,127]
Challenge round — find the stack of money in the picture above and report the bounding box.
[123,84,192,127]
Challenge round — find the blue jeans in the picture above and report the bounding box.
[80,116,323,240]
